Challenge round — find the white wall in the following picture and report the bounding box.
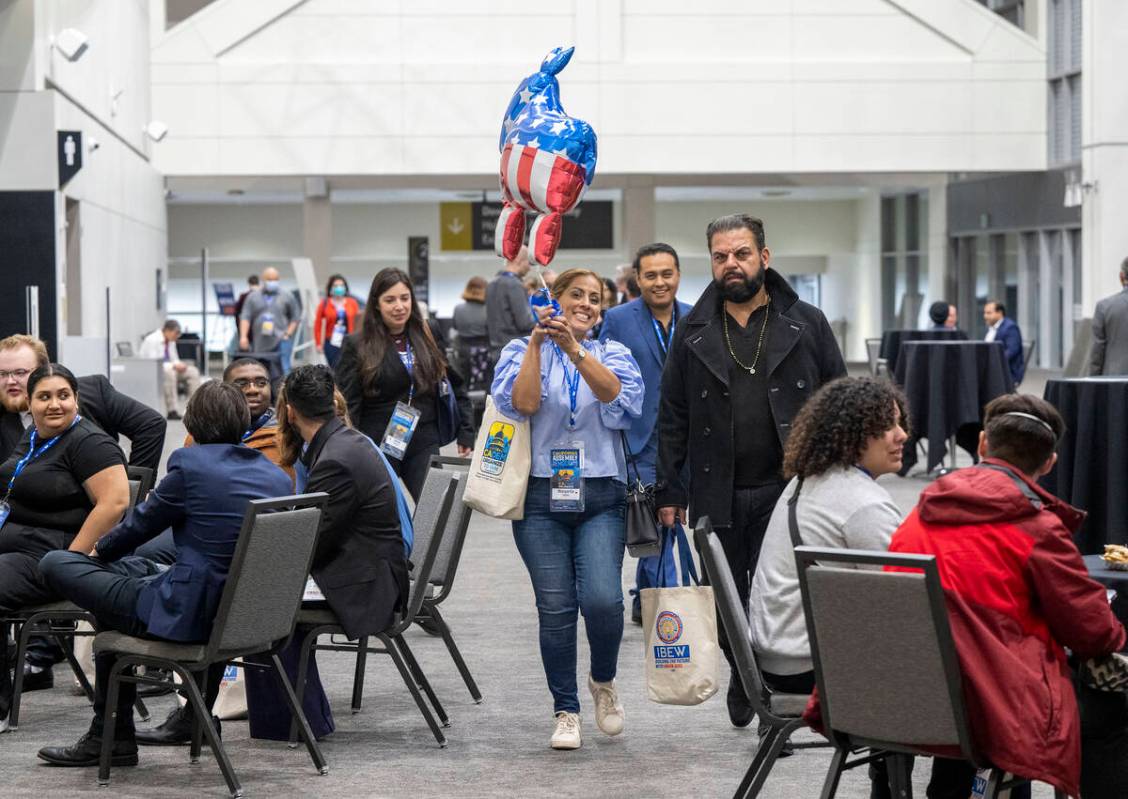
[151,0,1048,178]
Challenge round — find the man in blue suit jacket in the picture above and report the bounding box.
[599,243,692,623]
[984,300,1025,385]
[37,381,292,767]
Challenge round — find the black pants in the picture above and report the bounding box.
[707,482,786,676]
[390,421,441,502]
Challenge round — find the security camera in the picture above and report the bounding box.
[145,120,169,142]
[54,29,90,62]
[88,137,100,152]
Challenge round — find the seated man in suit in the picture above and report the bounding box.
[0,334,167,691]
[983,300,1025,385]
[283,365,407,639]
[35,380,292,767]
[137,319,201,421]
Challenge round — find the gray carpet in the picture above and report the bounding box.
[0,420,1059,797]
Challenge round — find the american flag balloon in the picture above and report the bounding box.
[496,46,597,267]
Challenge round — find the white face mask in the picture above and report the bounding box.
[264,280,280,293]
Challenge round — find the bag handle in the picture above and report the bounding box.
[656,521,701,589]
[787,477,805,549]
[619,430,645,489]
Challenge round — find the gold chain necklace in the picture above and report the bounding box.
[723,299,771,375]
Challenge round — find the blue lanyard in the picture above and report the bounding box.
[551,344,581,429]
[650,308,677,357]
[5,415,82,498]
[242,408,274,442]
[398,337,415,404]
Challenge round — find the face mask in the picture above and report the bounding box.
[264,280,280,293]
[331,285,346,297]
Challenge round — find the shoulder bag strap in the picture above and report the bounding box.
[787,477,806,549]
[619,429,644,487]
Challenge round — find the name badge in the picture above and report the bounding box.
[259,312,276,338]
[549,443,584,512]
[0,499,9,529]
[381,401,421,460]
[329,322,346,347]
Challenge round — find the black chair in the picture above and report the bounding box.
[94,493,330,797]
[694,519,828,798]
[416,455,481,702]
[289,470,458,747]
[794,546,1066,799]
[6,465,156,730]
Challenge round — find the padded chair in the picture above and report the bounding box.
[6,465,156,730]
[415,455,480,702]
[94,493,330,797]
[1021,338,1036,373]
[794,546,1066,799]
[864,338,885,377]
[694,519,828,799]
[289,469,458,747]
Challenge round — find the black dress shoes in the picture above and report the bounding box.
[727,671,756,728]
[38,730,139,767]
[135,705,221,746]
[22,664,54,692]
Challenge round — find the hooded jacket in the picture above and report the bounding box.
[886,458,1126,797]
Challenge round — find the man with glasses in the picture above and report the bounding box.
[0,334,167,693]
[655,214,846,728]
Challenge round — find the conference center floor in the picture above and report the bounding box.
[1,419,1061,798]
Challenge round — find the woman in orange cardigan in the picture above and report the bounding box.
[313,274,361,369]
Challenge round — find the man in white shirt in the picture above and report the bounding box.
[139,319,200,420]
[982,300,1025,384]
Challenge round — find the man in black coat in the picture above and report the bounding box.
[284,365,408,639]
[655,214,846,727]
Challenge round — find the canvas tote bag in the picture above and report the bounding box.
[641,541,720,705]
[463,396,531,520]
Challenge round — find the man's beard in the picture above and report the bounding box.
[1,392,28,413]
[715,267,765,303]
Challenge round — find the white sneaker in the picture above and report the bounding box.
[587,675,625,736]
[550,712,581,750]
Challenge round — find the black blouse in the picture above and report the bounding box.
[0,417,125,536]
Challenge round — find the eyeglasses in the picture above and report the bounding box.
[0,369,31,381]
[232,378,270,390]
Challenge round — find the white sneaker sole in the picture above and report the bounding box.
[550,737,581,750]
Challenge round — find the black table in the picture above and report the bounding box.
[1042,377,1128,554]
[1083,555,1128,625]
[894,341,1013,473]
[879,329,967,375]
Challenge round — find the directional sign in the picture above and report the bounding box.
[440,202,473,251]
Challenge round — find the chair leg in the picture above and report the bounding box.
[10,620,32,730]
[271,654,328,775]
[818,747,848,799]
[98,660,124,787]
[351,635,368,714]
[133,694,150,722]
[175,663,242,798]
[743,720,804,798]
[887,754,913,799]
[734,726,776,798]
[56,630,96,703]
[381,633,446,747]
[395,634,448,727]
[189,671,205,764]
[288,627,319,747]
[430,605,482,703]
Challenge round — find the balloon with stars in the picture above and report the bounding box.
[495,46,597,267]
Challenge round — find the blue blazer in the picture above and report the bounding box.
[96,444,292,642]
[992,316,1025,385]
[599,297,691,484]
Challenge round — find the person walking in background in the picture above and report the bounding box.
[138,319,200,420]
[486,245,535,363]
[983,300,1025,384]
[238,266,300,375]
[599,243,691,624]
[313,274,360,369]
[656,213,846,729]
[1090,257,1128,376]
[493,268,643,750]
[452,276,493,392]
[334,268,474,500]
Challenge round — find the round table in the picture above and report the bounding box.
[1041,377,1128,553]
[894,341,1013,474]
[879,329,967,375]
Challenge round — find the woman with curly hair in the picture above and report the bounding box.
[748,376,909,695]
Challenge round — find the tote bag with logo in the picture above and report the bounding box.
[463,396,531,520]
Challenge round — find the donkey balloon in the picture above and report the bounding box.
[496,46,598,267]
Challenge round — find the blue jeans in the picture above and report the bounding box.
[513,477,626,714]
[278,337,294,376]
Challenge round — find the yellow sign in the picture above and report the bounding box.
[440,202,473,251]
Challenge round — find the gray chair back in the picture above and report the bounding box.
[400,472,458,628]
[693,519,768,712]
[794,546,974,759]
[864,338,881,376]
[125,465,155,508]
[1021,338,1036,370]
[207,493,328,661]
[426,456,473,594]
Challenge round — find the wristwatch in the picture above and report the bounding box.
[570,348,587,364]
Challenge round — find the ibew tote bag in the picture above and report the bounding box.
[463,396,531,520]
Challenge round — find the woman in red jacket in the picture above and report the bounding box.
[314,274,360,369]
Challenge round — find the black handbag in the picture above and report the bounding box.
[621,431,661,558]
